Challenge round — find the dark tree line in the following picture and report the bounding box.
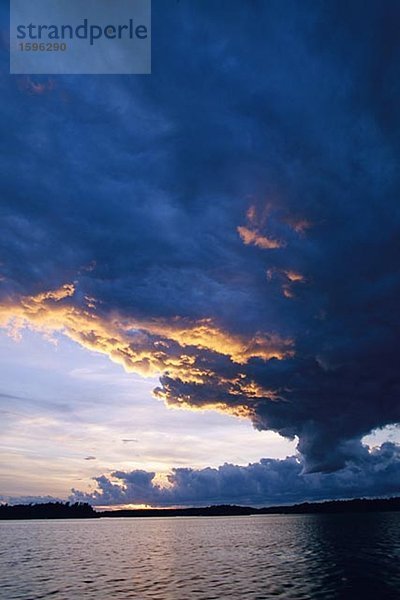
[100,496,400,518]
[0,501,98,519]
[1,497,399,520]
[257,496,400,515]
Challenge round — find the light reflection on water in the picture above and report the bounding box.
[0,513,399,599]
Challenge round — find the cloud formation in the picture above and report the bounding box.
[0,495,62,505]
[1,0,400,480]
[70,442,400,507]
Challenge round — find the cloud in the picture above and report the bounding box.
[0,285,290,367]
[267,268,306,298]
[70,442,400,507]
[0,0,399,478]
[17,77,56,96]
[237,226,282,250]
[237,204,284,250]
[1,495,62,505]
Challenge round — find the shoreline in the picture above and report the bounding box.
[1,496,399,520]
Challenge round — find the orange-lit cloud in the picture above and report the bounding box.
[136,317,292,364]
[237,204,284,250]
[284,270,304,283]
[237,225,282,250]
[267,268,306,298]
[153,388,255,420]
[0,284,293,417]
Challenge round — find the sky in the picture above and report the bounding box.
[0,0,399,507]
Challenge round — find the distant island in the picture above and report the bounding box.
[0,497,399,520]
[0,501,99,520]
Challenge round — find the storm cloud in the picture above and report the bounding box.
[70,442,400,507]
[1,0,400,476]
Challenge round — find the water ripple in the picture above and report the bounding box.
[0,513,399,599]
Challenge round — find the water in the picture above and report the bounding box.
[0,513,399,599]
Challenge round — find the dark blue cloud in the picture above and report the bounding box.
[0,0,399,482]
[70,442,400,507]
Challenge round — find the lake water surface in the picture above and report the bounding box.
[0,513,399,599]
